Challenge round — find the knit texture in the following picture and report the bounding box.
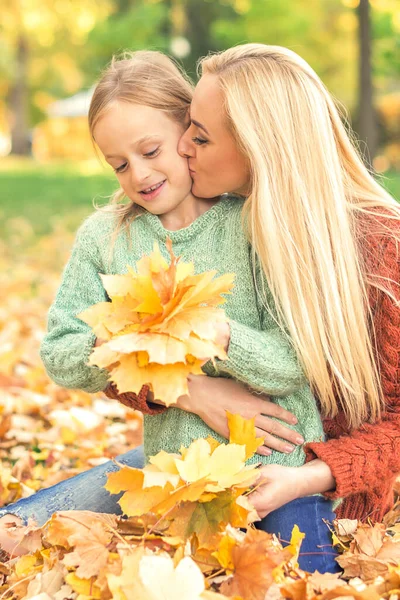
[40,196,324,467]
[305,214,400,523]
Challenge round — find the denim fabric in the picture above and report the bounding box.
[256,496,341,573]
[0,446,145,526]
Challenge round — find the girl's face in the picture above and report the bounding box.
[178,74,250,199]
[94,101,194,216]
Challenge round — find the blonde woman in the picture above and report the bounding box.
[174,43,400,528]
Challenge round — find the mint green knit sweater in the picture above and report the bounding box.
[40,196,324,465]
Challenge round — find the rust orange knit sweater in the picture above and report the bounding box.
[106,215,400,524]
[304,216,400,523]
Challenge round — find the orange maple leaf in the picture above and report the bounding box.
[79,239,234,405]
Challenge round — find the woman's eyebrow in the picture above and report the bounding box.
[191,118,209,135]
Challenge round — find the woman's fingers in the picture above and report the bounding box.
[254,427,296,454]
[255,398,298,425]
[255,415,304,446]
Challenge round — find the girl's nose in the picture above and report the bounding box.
[131,162,151,185]
[178,129,195,158]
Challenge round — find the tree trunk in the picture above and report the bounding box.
[357,0,377,164]
[10,35,30,156]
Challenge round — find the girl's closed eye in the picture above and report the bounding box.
[143,147,160,158]
[115,162,128,174]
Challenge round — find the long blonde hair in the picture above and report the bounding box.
[200,43,400,429]
[88,50,194,234]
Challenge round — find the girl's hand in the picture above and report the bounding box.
[176,375,305,456]
[249,459,336,518]
[214,322,231,352]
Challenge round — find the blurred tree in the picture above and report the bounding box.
[357,0,377,161]
[82,0,168,80]
[172,0,240,78]
[210,0,359,107]
[0,0,398,159]
[0,0,113,155]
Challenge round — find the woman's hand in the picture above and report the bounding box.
[249,459,336,518]
[176,375,305,456]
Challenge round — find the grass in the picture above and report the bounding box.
[1,158,399,238]
[0,158,117,237]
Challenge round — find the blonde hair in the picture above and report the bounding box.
[88,50,193,236]
[200,43,400,429]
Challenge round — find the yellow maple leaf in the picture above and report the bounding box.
[149,450,181,475]
[227,412,265,460]
[65,572,102,598]
[110,354,204,405]
[174,439,259,492]
[107,548,150,600]
[213,534,237,570]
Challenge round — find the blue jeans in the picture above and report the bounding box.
[0,446,145,525]
[0,445,339,573]
[257,496,340,573]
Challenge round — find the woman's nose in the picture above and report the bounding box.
[178,129,195,158]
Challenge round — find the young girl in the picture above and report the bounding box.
[0,51,337,573]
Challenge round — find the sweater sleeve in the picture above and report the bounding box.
[40,218,110,393]
[206,255,306,396]
[304,236,400,500]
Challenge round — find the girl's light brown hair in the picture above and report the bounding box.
[200,43,400,430]
[89,50,194,235]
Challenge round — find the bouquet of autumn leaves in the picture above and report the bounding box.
[78,239,235,405]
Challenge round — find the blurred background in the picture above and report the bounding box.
[0,0,399,233]
[0,0,399,503]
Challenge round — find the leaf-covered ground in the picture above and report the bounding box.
[1,223,400,600]
[0,223,142,508]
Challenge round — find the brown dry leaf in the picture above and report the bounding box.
[352,523,385,556]
[319,586,382,600]
[24,562,67,599]
[45,510,118,549]
[336,554,391,579]
[334,519,359,541]
[220,528,290,600]
[62,519,114,578]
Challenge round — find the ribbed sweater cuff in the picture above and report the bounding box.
[304,441,364,500]
[104,383,167,415]
[218,319,263,384]
[224,319,255,373]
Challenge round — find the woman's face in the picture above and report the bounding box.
[178,74,250,199]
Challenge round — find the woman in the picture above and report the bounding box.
[176,43,400,525]
[126,43,400,525]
